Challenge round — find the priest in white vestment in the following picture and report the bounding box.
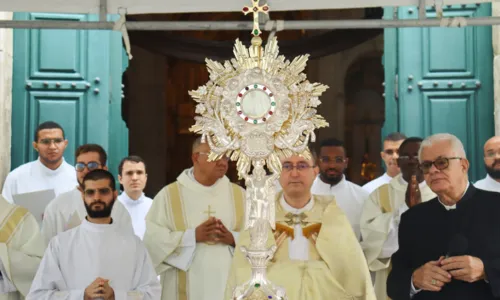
[27,169,160,300]
[360,137,436,300]
[117,155,153,239]
[2,121,77,203]
[41,144,133,244]
[362,132,406,194]
[143,137,245,300]
[475,136,500,192]
[225,150,376,300]
[0,196,45,300]
[311,138,369,240]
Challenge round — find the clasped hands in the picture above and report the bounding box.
[195,217,235,247]
[412,255,485,292]
[84,277,114,300]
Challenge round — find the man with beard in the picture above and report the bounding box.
[363,132,407,194]
[311,138,369,240]
[360,137,436,300]
[474,136,500,192]
[143,137,245,300]
[2,121,77,203]
[41,144,132,245]
[27,170,161,300]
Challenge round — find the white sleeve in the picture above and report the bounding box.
[379,218,399,258]
[0,256,17,293]
[410,275,422,298]
[1,173,15,203]
[112,241,161,300]
[229,231,240,256]
[26,239,85,300]
[165,229,196,272]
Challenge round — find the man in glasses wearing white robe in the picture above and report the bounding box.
[41,144,132,245]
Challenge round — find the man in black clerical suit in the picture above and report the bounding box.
[387,133,500,300]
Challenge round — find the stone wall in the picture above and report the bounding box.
[0,12,13,191]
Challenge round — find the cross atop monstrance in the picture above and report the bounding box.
[242,0,269,36]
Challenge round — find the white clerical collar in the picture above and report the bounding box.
[437,182,470,210]
[81,218,116,232]
[36,157,67,176]
[119,192,145,205]
[485,174,500,187]
[280,194,314,214]
[398,175,428,189]
[186,167,223,188]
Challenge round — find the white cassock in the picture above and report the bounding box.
[117,192,153,239]
[311,175,368,240]
[27,219,161,300]
[0,196,45,300]
[474,174,500,192]
[143,167,245,300]
[2,158,77,203]
[360,174,436,300]
[362,172,393,194]
[41,188,134,245]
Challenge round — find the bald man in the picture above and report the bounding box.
[475,136,500,192]
[143,137,245,300]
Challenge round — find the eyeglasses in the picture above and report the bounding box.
[75,162,101,172]
[197,152,230,161]
[84,188,112,197]
[282,162,314,172]
[319,156,345,164]
[383,149,399,155]
[38,138,64,145]
[419,157,462,174]
[485,151,500,159]
[397,155,418,162]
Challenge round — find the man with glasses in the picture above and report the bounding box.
[311,138,369,240]
[388,133,500,300]
[363,132,407,194]
[143,137,245,300]
[41,144,132,244]
[360,137,436,300]
[225,148,376,300]
[27,169,161,300]
[474,136,500,192]
[2,121,77,203]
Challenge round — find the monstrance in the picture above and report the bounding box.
[189,1,329,299]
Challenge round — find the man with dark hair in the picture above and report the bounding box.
[363,132,407,194]
[117,155,152,239]
[2,121,77,203]
[360,137,436,300]
[474,136,500,192]
[28,170,161,300]
[41,144,132,244]
[311,138,369,240]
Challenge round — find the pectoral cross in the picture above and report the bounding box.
[242,0,270,36]
[204,205,216,219]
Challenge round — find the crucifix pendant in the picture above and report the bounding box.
[242,0,270,36]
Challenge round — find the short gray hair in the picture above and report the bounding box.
[418,133,466,162]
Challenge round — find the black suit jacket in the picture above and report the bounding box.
[387,184,500,300]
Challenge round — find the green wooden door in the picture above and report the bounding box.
[12,13,128,174]
[383,4,494,181]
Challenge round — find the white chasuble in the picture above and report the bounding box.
[2,158,77,204]
[362,173,393,194]
[117,192,153,239]
[143,168,245,300]
[41,188,134,245]
[0,196,45,300]
[474,174,500,193]
[360,174,436,300]
[311,175,369,240]
[27,219,161,300]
